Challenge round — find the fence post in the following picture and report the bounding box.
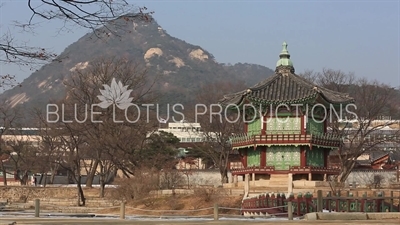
[355,191,359,212]
[327,191,331,212]
[390,191,394,212]
[34,199,40,217]
[317,190,323,212]
[288,193,293,220]
[213,204,219,221]
[346,192,350,212]
[377,192,383,212]
[362,192,367,212]
[372,191,376,212]
[296,193,302,215]
[120,201,125,220]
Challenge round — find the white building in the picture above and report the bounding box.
[157,122,205,143]
[154,122,207,170]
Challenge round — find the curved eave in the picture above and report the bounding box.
[219,89,249,106]
[317,92,355,106]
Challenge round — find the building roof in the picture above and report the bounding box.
[356,160,371,166]
[220,42,355,106]
[389,151,400,161]
[370,150,389,162]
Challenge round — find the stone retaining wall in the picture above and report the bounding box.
[0,186,78,203]
[0,186,117,207]
[346,170,397,187]
[26,198,119,207]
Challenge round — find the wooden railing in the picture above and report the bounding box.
[231,166,275,174]
[231,166,339,175]
[231,132,341,148]
[241,190,400,216]
[289,166,340,174]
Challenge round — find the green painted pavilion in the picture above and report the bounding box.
[220,42,354,186]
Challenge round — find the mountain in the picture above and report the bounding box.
[1,17,274,112]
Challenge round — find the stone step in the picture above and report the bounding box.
[268,181,289,185]
[270,178,289,181]
[271,174,289,178]
[249,188,288,193]
[270,176,289,179]
[269,180,289,183]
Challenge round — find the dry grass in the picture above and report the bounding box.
[96,189,243,216]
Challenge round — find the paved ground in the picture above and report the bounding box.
[0,218,400,225]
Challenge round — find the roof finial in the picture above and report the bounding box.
[276,41,293,68]
[281,42,289,55]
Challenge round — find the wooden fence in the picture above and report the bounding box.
[241,190,400,217]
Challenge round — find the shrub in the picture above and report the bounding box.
[159,169,184,189]
[111,168,160,202]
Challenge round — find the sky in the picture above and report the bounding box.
[0,0,399,88]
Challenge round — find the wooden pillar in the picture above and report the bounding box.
[301,115,306,134]
[317,190,323,212]
[35,199,40,217]
[287,201,293,220]
[260,147,266,167]
[120,202,125,219]
[252,173,256,186]
[288,173,293,193]
[213,204,219,220]
[244,174,250,197]
[300,147,306,167]
[243,150,248,168]
[261,116,266,135]
[308,173,312,181]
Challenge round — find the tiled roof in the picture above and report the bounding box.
[370,150,389,162]
[389,151,400,161]
[220,67,354,106]
[356,160,371,166]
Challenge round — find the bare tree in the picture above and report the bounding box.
[59,57,158,197]
[34,109,64,186]
[6,134,40,186]
[299,69,317,83]
[25,1,151,34]
[300,69,400,183]
[299,68,356,93]
[186,81,246,184]
[332,79,400,183]
[0,101,21,185]
[57,120,88,206]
